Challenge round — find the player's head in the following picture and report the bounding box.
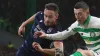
[44,3,59,26]
[74,1,90,24]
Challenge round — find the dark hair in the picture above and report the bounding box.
[45,3,59,13]
[74,1,89,10]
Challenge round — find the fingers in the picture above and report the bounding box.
[34,31,42,38]
[32,42,43,52]
[32,42,39,48]
[35,31,42,36]
[32,42,38,45]
[32,42,39,50]
[18,27,22,37]
[34,45,38,50]
[18,30,23,37]
[18,31,23,37]
[34,31,46,38]
[18,26,25,37]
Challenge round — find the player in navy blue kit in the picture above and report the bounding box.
[16,3,63,56]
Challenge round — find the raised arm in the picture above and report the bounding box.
[46,29,75,40]
[35,21,77,40]
[18,14,36,37]
[35,27,76,40]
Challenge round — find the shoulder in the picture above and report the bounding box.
[36,11,44,17]
[89,16,100,27]
[66,21,78,32]
[90,16,100,23]
[70,21,78,28]
[35,11,44,21]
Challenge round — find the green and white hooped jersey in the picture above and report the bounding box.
[46,15,100,54]
[72,15,100,53]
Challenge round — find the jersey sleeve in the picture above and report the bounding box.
[46,21,78,40]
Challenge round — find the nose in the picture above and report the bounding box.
[45,17,49,21]
[76,15,81,19]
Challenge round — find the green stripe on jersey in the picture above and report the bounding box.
[82,36,100,41]
[74,28,100,33]
[93,47,100,52]
[93,42,100,47]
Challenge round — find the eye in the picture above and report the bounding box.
[78,12,83,16]
[48,15,53,18]
[44,14,47,17]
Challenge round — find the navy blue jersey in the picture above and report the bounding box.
[27,11,62,48]
[16,11,62,56]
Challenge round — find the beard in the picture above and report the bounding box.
[44,21,56,26]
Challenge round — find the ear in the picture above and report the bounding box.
[86,9,90,15]
[56,14,59,20]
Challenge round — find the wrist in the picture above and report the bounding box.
[45,34,48,38]
[45,34,50,39]
[21,22,26,27]
[40,49,44,53]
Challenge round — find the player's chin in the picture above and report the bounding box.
[44,23,51,26]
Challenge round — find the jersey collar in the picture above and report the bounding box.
[78,15,91,26]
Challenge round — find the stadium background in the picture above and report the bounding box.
[0,0,100,56]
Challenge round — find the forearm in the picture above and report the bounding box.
[41,41,63,56]
[42,48,55,56]
[21,14,36,27]
[46,30,75,40]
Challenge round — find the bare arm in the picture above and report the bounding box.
[35,21,78,40]
[21,14,36,27]
[41,48,55,56]
[46,30,74,40]
[42,41,63,56]
[35,29,76,40]
[32,41,63,56]
[18,14,36,37]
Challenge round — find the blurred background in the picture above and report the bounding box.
[0,0,100,56]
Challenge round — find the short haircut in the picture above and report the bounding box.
[45,3,59,13]
[74,1,89,10]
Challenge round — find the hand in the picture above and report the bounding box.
[32,42,43,52]
[34,31,47,38]
[18,25,25,37]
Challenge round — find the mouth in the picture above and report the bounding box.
[77,19,80,21]
[77,19,81,23]
[44,21,50,25]
[77,19,84,24]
